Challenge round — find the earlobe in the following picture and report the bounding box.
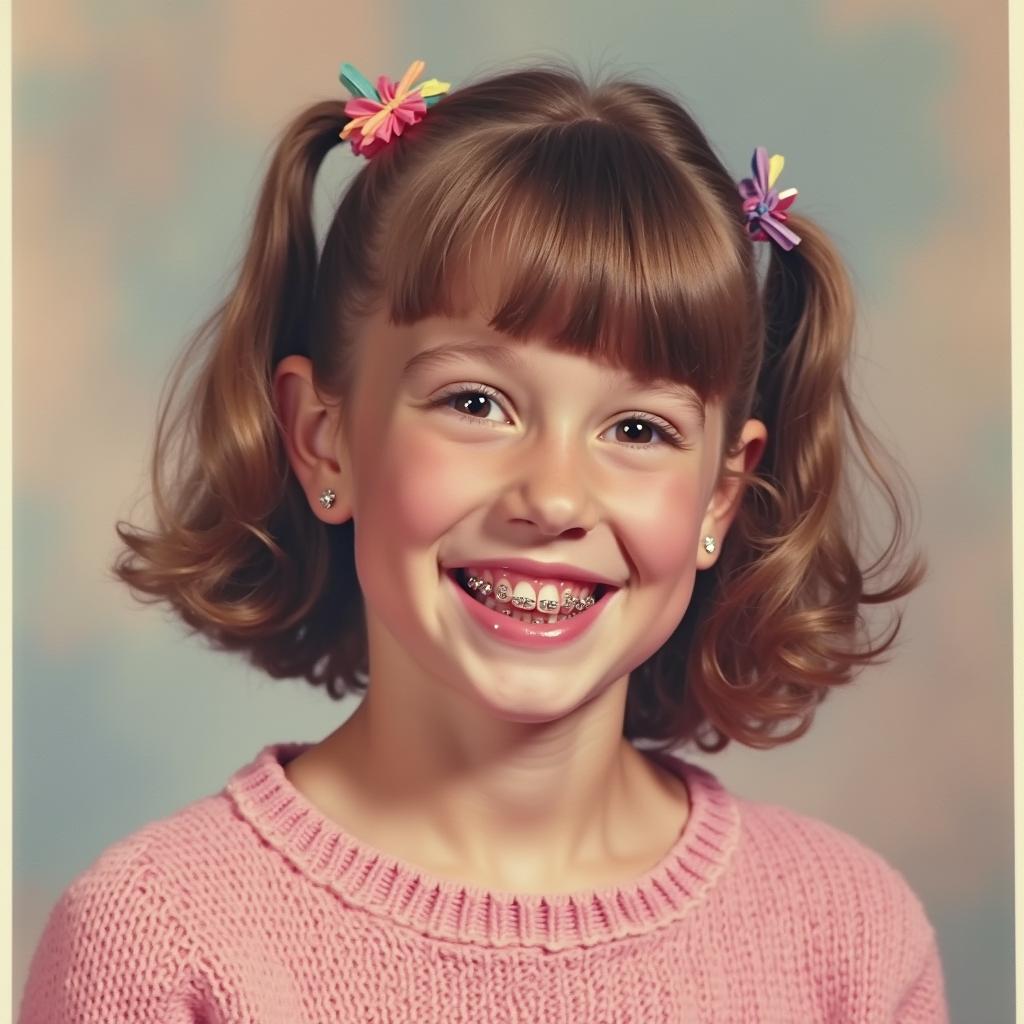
[311,480,354,524]
[697,535,718,568]
[696,418,768,569]
[273,355,355,522]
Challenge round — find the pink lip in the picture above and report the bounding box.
[445,570,617,649]
[440,557,623,589]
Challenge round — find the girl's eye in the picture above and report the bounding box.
[434,385,510,426]
[428,385,690,451]
[602,411,692,452]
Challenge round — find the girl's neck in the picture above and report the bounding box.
[282,707,690,895]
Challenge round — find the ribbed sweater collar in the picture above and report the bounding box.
[224,741,741,951]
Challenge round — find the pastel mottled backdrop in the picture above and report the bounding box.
[13,1,1010,1019]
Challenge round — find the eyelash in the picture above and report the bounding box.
[428,383,691,451]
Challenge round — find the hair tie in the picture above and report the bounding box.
[338,59,451,159]
[337,68,800,254]
[737,147,802,250]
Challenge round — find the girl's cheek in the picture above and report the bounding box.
[356,427,487,543]
[611,474,704,578]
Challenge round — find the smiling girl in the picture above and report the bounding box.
[20,57,950,1023]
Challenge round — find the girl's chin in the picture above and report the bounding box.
[459,669,611,723]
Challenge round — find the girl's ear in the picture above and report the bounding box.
[272,354,355,523]
[696,418,767,569]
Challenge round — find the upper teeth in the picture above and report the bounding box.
[463,572,597,613]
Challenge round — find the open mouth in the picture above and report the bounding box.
[447,568,613,623]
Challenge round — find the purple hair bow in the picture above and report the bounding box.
[737,147,802,250]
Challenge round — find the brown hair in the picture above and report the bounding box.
[111,57,925,754]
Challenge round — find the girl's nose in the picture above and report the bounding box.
[505,435,600,536]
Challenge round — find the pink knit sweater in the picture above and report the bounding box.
[19,741,950,1023]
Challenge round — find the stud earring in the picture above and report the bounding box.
[318,487,337,510]
[703,535,716,554]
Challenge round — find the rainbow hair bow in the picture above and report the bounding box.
[338,59,451,158]
[737,147,801,250]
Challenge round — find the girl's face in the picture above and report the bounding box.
[333,291,763,726]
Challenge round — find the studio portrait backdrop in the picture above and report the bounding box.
[13,1,1010,1020]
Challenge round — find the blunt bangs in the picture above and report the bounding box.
[373,117,758,401]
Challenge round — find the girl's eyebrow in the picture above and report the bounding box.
[400,340,705,430]
[399,340,523,380]
[642,383,706,430]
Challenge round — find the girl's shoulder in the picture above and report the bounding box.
[61,743,305,896]
[31,786,238,941]
[656,752,940,950]
[20,745,322,1024]
[655,752,934,916]
[63,781,257,907]
[677,765,949,1017]
[722,780,940,948]
[734,788,923,889]
[19,792,232,1023]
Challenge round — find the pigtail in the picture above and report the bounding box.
[111,101,368,694]
[649,215,927,752]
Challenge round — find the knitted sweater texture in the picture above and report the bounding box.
[19,741,950,1023]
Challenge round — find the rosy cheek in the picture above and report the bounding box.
[355,425,484,545]
[612,474,703,579]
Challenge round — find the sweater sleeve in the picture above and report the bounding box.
[895,924,951,1024]
[18,846,201,1024]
